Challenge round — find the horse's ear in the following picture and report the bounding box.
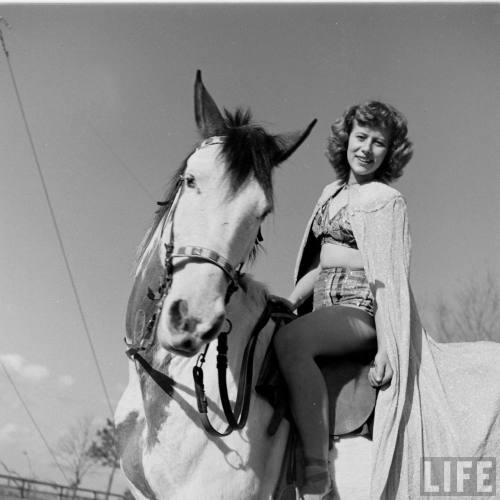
[274,119,318,165]
[194,70,226,138]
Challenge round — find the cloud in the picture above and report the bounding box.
[57,374,75,388]
[0,423,30,442]
[0,353,50,383]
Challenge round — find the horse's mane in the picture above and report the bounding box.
[136,108,282,266]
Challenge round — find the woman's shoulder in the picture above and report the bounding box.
[316,180,344,204]
[351,181,406,213]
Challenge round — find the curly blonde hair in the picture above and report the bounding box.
[326,101,413,184]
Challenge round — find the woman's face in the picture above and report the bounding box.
[347,120,390,182]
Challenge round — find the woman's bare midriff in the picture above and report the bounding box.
[319,242,365,270]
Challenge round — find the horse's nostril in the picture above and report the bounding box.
[170,299,189,330]
[180,339,193,351]
[170,300,200,333]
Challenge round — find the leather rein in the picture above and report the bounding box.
[125,136,286,437]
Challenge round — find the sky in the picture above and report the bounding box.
[0,3,499,494]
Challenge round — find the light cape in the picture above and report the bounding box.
[294,180,500,498]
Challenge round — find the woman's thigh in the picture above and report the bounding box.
[275,305,376,358]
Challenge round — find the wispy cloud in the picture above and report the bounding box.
[57,374,75,388]
[0,354,50,383]
[0,423,30,443]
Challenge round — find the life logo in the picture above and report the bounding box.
[421,457,497,496]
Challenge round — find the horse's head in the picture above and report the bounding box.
[144,71,315,356]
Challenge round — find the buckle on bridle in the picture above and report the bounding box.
[124,337,146,360]
[195,343,210,370]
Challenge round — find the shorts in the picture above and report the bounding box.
[313,267,374,317]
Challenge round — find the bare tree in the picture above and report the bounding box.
[0,460,21,477]
[123,489,135,500]
[432,271,500,343]
[88,418,120,500]
[55,416,96,497]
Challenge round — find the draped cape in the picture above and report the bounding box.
[294,180,500,499]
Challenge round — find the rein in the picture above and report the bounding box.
[193,302,271,436]
[192,300,295,437]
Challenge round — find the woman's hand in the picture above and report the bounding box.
[268,295,297,319]
[268,295,295,311]
[368,350,393,388]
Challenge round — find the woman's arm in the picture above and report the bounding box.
[288,255,321,310]
[361,194,410,389]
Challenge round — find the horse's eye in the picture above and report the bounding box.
[260,208,271,220]
[185,174,196,188]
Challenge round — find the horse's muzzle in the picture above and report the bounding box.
[160,299,225,356]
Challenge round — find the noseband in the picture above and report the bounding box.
[171,245,242,302]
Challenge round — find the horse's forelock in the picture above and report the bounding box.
[221,108,279,207]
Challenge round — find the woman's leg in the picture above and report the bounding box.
[273,305,376,493]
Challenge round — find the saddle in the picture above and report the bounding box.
[255,345,377,439]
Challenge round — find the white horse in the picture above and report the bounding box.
[115,72,372,500]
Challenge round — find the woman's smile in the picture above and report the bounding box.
[355,155,374,166]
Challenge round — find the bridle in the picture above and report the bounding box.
[124,136,290,437]
[161,135,244,307]
[125,136,243,353]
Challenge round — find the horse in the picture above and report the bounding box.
[115,71,373,500]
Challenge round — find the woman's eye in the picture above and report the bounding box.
[185,174,196,188]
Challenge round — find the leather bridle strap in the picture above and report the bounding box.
[192,301,272,437]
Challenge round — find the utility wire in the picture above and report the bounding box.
[0,359,69,483]
[87,121,155,201]
[0,22,114,417]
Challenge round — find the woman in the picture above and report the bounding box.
[274,100,500,500]
[273,100,413,499]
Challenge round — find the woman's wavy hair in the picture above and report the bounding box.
[326,100,413,184]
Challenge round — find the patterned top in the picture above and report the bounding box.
[311,195,357,249]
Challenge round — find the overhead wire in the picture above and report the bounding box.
[0,359,69,483]
[87,121,155,201]
[0,21,114,417]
